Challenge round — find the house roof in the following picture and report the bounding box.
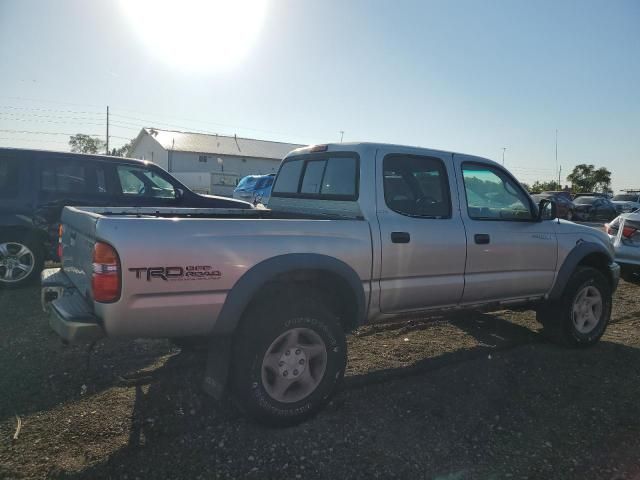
[140,128,305,160]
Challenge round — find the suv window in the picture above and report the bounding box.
[383,154,451,218]
[40,160,107,195]
[272,155,358,199]
[0,157,20,198]
[462,164,533,220]
[117,165,176,198]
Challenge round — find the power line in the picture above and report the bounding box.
[0,105,104,116]
[0,128,103,136]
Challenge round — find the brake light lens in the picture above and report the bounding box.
[622,225,638,239]
[57,224,64,259]
[92,242,121,303]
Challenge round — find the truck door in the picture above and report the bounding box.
[454,155,558,303]
[376,148,467,313]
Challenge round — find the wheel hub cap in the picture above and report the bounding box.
[261,327,328,404]
[0,242,35,283]
[278,348,307,378]
[572,285,603,334]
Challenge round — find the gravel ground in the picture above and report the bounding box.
[1,281,640,479]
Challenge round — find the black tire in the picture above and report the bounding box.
[231,290,347,426]
[536,266,611,347]
[620,267,640,284]
[0,234,44,288]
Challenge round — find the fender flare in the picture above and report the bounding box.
[212,253,367,335]
[549,241,614,300]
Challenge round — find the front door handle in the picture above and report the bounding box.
[391,232,411,243]
[474,234,490,245]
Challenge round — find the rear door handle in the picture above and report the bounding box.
[474,234,490,245]
[391,232,411,244]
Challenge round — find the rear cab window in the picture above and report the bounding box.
[272,153,359,200]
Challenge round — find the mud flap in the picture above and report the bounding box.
[202,336,232,400]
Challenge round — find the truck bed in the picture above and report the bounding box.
[59,205,373,337]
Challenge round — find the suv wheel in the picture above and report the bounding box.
[537,266,611,347]
[0,236,43,288]
[232,291,347,426]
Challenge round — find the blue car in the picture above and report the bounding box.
[233,174,275,205]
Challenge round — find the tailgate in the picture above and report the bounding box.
[60,206,101,297]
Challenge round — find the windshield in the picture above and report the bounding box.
[255,176,274,189]
[575,197,597,204]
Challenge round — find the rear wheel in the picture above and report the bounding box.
[0,236,44,288]
[537,267,611,347]
[231,291,347,426]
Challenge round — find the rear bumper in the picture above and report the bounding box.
[41,268,104,344]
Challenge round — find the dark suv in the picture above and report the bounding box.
[0,148,251,287]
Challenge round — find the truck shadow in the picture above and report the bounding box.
[51,312,640,479]
[0,286,176,422]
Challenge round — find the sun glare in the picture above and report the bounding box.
[119,0,268,72]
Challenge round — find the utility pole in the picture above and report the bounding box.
[502,147,506,166]
[339,131,344,143]
[555,129,558,187]
[558,165,562,189]
[106,106,110,154]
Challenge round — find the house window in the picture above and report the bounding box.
[199,155,208,163]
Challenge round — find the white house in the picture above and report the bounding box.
[129,128,304,195]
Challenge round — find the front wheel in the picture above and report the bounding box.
[537,266,612,347]
[232,293,347,426]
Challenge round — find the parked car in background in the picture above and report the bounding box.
[573,196,618,222]
[233,173,275,204]
[610,192,640,214]
[0,147,251,287]
[605,211,640,283]
[531,192,576,220]
[573,192,610,199]
[541,190,573,201]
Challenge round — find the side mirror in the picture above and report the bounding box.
[175,188,185,200]
[537,199,557,221]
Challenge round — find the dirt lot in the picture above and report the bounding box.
[1,281,639,480]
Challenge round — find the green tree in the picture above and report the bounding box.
[68,134,105,154]
[529,180,561,194]
[110,139,134,157]
[566,164,612,193]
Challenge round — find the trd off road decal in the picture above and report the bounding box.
[129,265,221,281]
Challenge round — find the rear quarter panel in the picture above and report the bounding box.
[93,217,373,337]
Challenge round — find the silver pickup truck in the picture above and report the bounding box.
[42,142,620,425]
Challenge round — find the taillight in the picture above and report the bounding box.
[57,224,64,259]
[92,242,121,303]
[622,225,638,239]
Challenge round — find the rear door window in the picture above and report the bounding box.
[39,159,108,196]
[0,157,21,198]
[383,154,451,218]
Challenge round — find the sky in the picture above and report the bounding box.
[0,0,638,190]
